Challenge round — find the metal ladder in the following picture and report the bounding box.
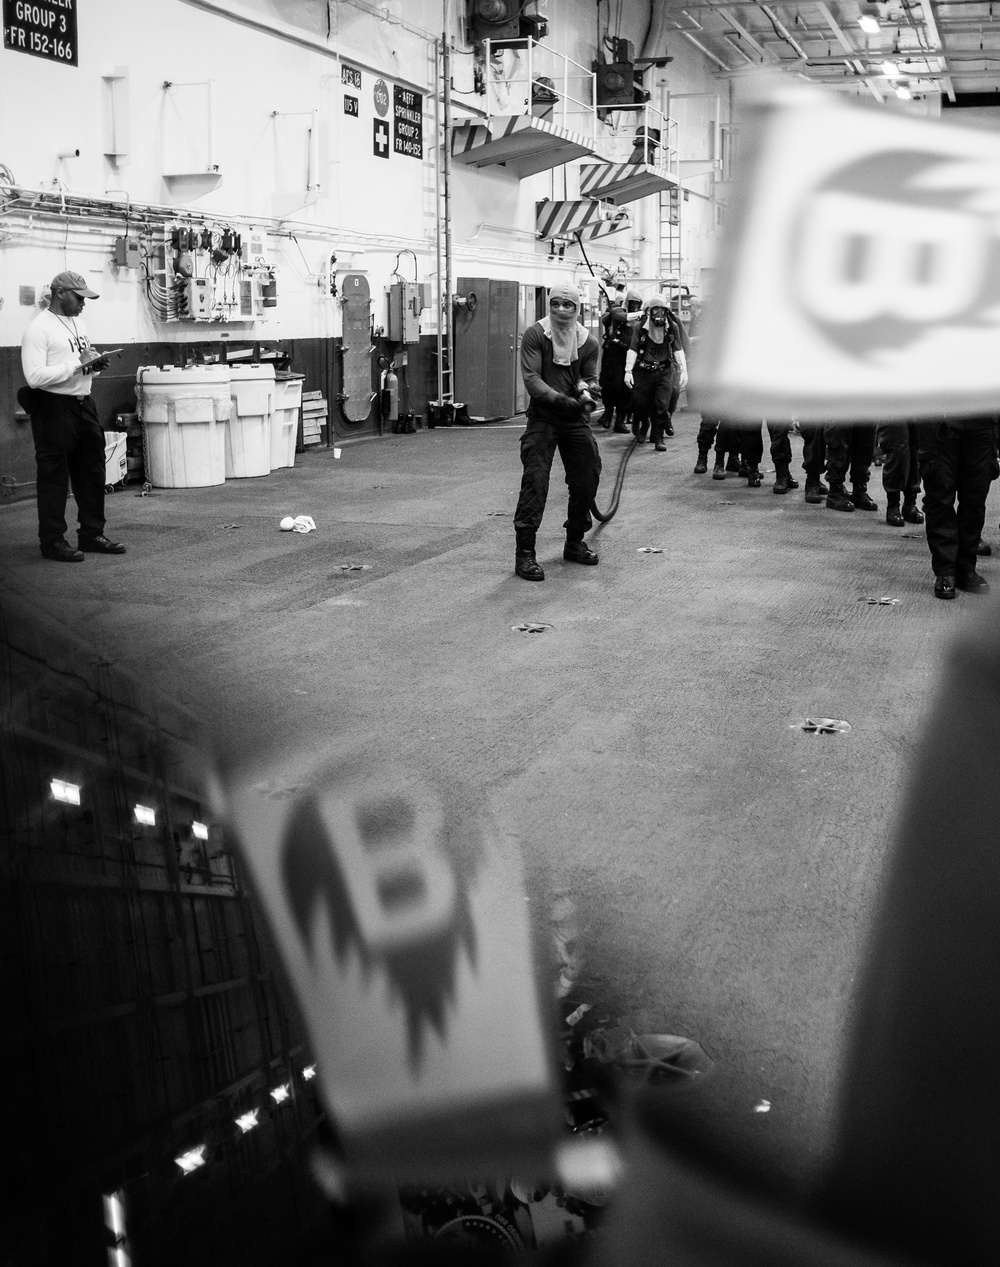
[658,184,682,283]
[433,33,455,417]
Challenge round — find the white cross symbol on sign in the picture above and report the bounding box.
[374,122,389,156]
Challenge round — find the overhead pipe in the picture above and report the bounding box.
[640,0,672,63]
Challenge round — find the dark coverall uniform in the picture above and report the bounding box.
[629,325,677,447]
[598,308,632,433]
[825,421,877,501]
[739,421,795,488]
[696,416,743,475]
[876,421,922,521]
[799,421,828,500]
[514,322,602,548]
[917,415,999,582]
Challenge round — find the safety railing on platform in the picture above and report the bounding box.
[483,37,598,141]
[595,102,679,184]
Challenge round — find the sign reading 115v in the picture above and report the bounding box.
[3,0,77,65]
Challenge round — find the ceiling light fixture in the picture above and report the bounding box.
[858,15,880,33]
[895,84,912,98]
[175,1146,206,1174]
[50,778,81,805]
[881,60,901,78]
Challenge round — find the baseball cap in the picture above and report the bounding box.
[50,271,99,299]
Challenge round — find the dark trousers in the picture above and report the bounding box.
[800,422,826,479]
[599,348,631,428]
[30,391,106,545]
[696,416,741,465]
[826,421,876,491]
[696,415,718,453]
[876,422,920,499]
[631,367,674,443]
[514,414,602,542]
[739,421,793,471]
[917,416,998,579]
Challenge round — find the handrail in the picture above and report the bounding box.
[483,37,598,139]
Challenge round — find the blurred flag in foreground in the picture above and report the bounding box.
[217,746,560,1183]
[692,81,1000,421]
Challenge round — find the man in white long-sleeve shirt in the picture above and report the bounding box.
[20,271,125,562]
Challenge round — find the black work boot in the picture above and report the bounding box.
[515,531,544,581]
[664,417,674,437]
[885,495,904,527]
[902,499,924,525]
[826,483,856,512]
[726,454,742,473]
[564,539,599,565]
[746,469,762,488]
[613,418,630,433]
[652,429,666,452]
[712,458,726,480]
[773,465,797,494]
[694,449,709,475]
[851,484,878,512]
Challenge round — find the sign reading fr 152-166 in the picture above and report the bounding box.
[3,0,77,65]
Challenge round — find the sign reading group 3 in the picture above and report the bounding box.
[3,0,77,65]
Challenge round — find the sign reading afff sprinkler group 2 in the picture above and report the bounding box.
[393,85,423,158]
[692,80,1000,422]
[3,0,77,65]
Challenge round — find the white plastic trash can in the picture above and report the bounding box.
[137,366,230,488]
[271,374,303,470]
[227,363,275,478]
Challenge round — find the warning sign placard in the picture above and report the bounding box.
[393,85,423,159]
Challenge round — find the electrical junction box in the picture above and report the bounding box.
[186,278,214,320]
[114,236,142,269]
[387,281,425,344]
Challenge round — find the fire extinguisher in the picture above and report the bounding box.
[379,357,400,431]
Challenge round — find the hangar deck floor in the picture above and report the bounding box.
[2,408,993,1204]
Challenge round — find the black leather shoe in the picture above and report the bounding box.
[41,539,84,562]
[851,489,878,511]
[902,503,924,525]
[563,540,599,566]
[694,452,709,474]
[712,463,726,480]
[612,422,629,433]
[725,456,741,473]
[934,574,957,600]
[957,571,990,594]
[804,481,825,504]
[826,490,856,512]
[664,421,674,437]
[746,470,762,488]
[886,506,905,527]
[78,535,126,554]
[514,550,544,581]
[978,540,992,557]
[654,440,667,452]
